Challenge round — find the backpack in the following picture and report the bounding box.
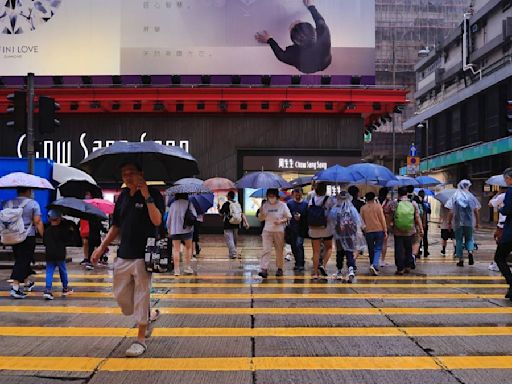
[228,201,242,225]
[183,201,197,228]
[454,199,473,227]
[307,196,328,227]
[336,209,357,237]
[394,200,415,232]
[0,199,33,245]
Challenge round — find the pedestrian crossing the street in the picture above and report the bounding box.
[2,240,512,384]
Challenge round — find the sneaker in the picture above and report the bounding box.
[311,274,319,280]
[348,266,355,282]
[229,255,237,260]
[183,266,194,275]
[456,260,464,267]
[125,341,147,357]
[43,291,54,300]
[24,281,35,292]
[258,270,268,279]
[10,288,26,299]
[468,253,474,266]
[79,259,89,265]
[318,265,328,277]
[174,268,181,276]
[488,262,500,272]
[395,270,404,276]
[85,263,94,271]
[285,254,292,261]
[369,265,379,276]
[441,249,446,256]
[191,256,198,262]
[276,268,283,277]
[404,267,411,274]
[62,288,73,296]
[334,270,344,281]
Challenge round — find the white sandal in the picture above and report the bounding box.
[125,341,147,357]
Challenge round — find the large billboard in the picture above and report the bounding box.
[0,0,375,76]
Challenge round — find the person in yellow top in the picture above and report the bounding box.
[360,192,388,276]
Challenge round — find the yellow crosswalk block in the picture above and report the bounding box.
[2,305,512,315]
[2,355,512,371]
[2,326,512,338]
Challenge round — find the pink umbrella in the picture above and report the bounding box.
[84,199,115,215]
[204,177,236,191]
[0,172,54,190]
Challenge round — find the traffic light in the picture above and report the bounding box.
[38,96,60,134]
[6,91,27,130]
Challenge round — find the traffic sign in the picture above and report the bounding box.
[407,156,420,175]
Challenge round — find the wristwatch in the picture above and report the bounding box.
[145,196,155,204]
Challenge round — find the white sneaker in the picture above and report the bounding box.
[125,341,147,357]
[334,270,344,281]
[369,265,379,276]
[348,266,355,282]
[285,254,292,261]
[174,268,181,276]
[183,266,194,275]
[488,262,500,272]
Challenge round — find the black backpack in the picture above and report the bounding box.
[307,196,329,227]
[183,201,197,228]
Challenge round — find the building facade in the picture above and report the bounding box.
[404,0,512,220]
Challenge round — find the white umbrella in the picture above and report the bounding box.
[485,175,507,187]
[0,172,54,190]
[434,189,456,205]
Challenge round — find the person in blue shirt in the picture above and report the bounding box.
[494,168,512,301]
[286,188,308,272]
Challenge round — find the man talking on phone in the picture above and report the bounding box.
[92,162,165,357]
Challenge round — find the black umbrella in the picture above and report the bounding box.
[48,198,108,221]
[58,180,103,199]
[79,141,199,183]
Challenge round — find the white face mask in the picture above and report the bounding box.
[268,197,277,204]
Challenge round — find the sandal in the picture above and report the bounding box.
[125,341,147,357]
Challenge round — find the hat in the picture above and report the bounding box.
[48,209,62,219]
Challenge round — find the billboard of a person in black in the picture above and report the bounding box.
[255,0,331,74]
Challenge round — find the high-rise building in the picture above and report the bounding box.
[365,0,472,169]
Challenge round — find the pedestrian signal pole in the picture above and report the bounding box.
[27,72,35,174]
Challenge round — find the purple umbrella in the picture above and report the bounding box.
[235,171,291,189]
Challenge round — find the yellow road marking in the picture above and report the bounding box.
[2,355,512,371]
[0,292,505,300]
[2,306,512,315]
[34,274,507,281]
[40,281,512,288]
[2,326,511,338]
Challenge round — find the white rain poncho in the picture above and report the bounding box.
[328,192,366,252]
[445,180,481,230]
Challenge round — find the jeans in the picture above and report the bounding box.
[365,231,385,268]
[289,231,305,268]
[394,235,413,271]
[45,260,69,291]
[224,229,238,258]
[454,226,474,259]
[335,239,355,270]
[494,241,512,286]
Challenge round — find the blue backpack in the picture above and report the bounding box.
[307,196,329,227]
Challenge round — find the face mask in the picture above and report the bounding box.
[268,197,277,204]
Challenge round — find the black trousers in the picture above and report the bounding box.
[494,241,512,286]
[10,236,36,282]
[394,235,413,272]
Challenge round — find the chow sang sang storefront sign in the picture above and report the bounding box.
[16,132,190,166]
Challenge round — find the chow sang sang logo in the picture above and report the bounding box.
[1,0,61,34]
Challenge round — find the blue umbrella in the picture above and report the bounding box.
[414,188,434,196]
[313,165,360,184]
[48,197,108,221]
[167,193,214,214]
[385,176,419,187]
[250,189,286,198]
[235,171,291,189]
[347,163,397,184]
[415,176,442,186]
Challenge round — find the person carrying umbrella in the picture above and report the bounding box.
[445,180,481,267]
[257,189,292,278]
[91,162,165,357]
[494,168,512,300]
[2,187,45,299]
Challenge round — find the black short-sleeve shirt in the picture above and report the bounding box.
[113,187,165,260]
